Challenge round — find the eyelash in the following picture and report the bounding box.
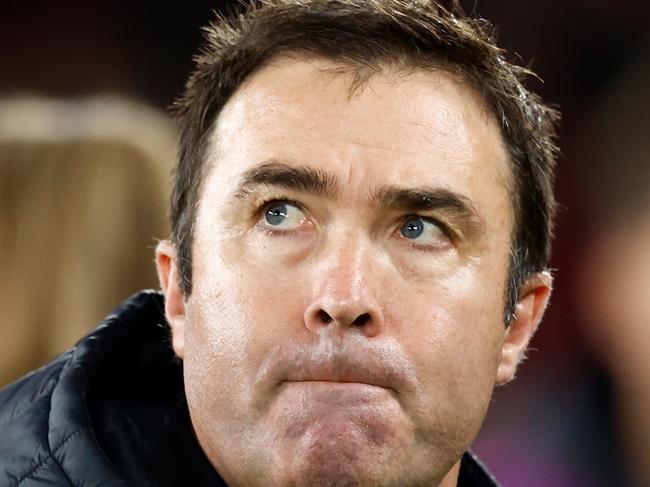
[253,197,456,248]
[254,196,301,216]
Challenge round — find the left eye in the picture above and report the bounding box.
[399,217,447,245]
[260,201,306,230]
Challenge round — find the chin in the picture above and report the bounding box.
[270,418,424,487]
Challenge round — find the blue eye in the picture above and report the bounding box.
[401,218,425,239]
[265,203,289,225]
[399,217,446,245]
[261,201,306,230]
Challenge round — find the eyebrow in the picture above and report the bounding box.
[235,161,339,199]
[372,185,485,236]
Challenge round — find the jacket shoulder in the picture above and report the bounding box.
[0,352,74,485]
[0,291,162,486]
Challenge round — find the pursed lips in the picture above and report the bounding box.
[284,379,392,389]
[281,363,402,396]
[279,379,399,410]
[252,341,419,410]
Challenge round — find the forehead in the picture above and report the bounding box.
[204,56,511,223]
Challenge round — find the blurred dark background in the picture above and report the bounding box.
[1,1,648,486]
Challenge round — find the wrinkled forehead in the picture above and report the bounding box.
[202,56,512,221]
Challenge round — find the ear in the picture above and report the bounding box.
[155,240,186,359]
[496,271,552,385]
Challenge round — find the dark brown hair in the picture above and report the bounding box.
[172,0,560,322]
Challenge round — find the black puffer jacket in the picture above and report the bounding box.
[0,291,498,486]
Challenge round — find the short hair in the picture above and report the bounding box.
[171,0,560,323]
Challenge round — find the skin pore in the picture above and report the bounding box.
[156,57,551,486]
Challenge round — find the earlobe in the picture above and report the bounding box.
[155,240,186,359]
[496,271,552,385]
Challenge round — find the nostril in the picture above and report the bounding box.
[352,313,371,327]
[316,309,333,324]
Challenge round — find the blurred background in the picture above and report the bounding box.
[0,1,648,485]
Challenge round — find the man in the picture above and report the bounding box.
[0,0,559,485]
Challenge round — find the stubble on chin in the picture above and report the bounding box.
[260,420,451,487]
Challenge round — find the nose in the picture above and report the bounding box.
[303,243,385,338]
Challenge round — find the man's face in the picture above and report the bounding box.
[162,58,530,487]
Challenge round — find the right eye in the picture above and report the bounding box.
[260,201,307,231]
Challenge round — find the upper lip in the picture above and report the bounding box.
[284,362,398,391]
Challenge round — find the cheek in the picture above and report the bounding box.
[184,244,304,398]
[183,280,250,420]
[388,265,505,414]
